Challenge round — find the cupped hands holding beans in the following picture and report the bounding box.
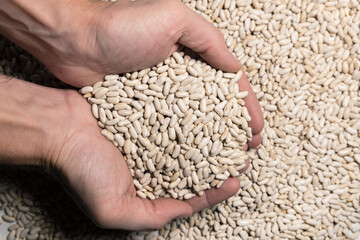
[0,0,263,230]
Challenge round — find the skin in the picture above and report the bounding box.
[0,0,264,230]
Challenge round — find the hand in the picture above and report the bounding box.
[1,0,242,87]
[49,0,244,87]
[0,0,263,146]
[49,72,263,230]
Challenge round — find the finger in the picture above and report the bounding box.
[177,5,241,72]
[237,68,264,134]
[186,177,240,213]
[168,43,181,58]
[247,133,262,149]
[113,196,192,230]
[239,159,250,174]
[238,145,250,173]
[242,144,248,151]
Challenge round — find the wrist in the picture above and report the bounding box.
[0,76,68,167]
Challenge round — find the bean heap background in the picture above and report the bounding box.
[0,0,360,239]
[81,55,252,200]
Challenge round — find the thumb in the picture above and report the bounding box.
[185,177,240,213]
[177,6,241,72]
[116,196,193,230]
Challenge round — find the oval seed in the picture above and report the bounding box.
[123,140,132,154]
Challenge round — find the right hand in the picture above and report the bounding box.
[47,74,263,229]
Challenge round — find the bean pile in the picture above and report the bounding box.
[0,0,359,239]
[81,54,252,199]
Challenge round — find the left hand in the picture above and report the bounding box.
[0,0,242,87]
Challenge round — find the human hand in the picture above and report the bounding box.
[47,0,244,88]
[1,0,243,87]
[51,71,263,229]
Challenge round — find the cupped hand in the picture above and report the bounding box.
[31,0,241,88]
[48,71,263,230]
[42,0,264,152]
[43,0,264,142]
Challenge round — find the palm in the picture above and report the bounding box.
[55,92,192,230]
